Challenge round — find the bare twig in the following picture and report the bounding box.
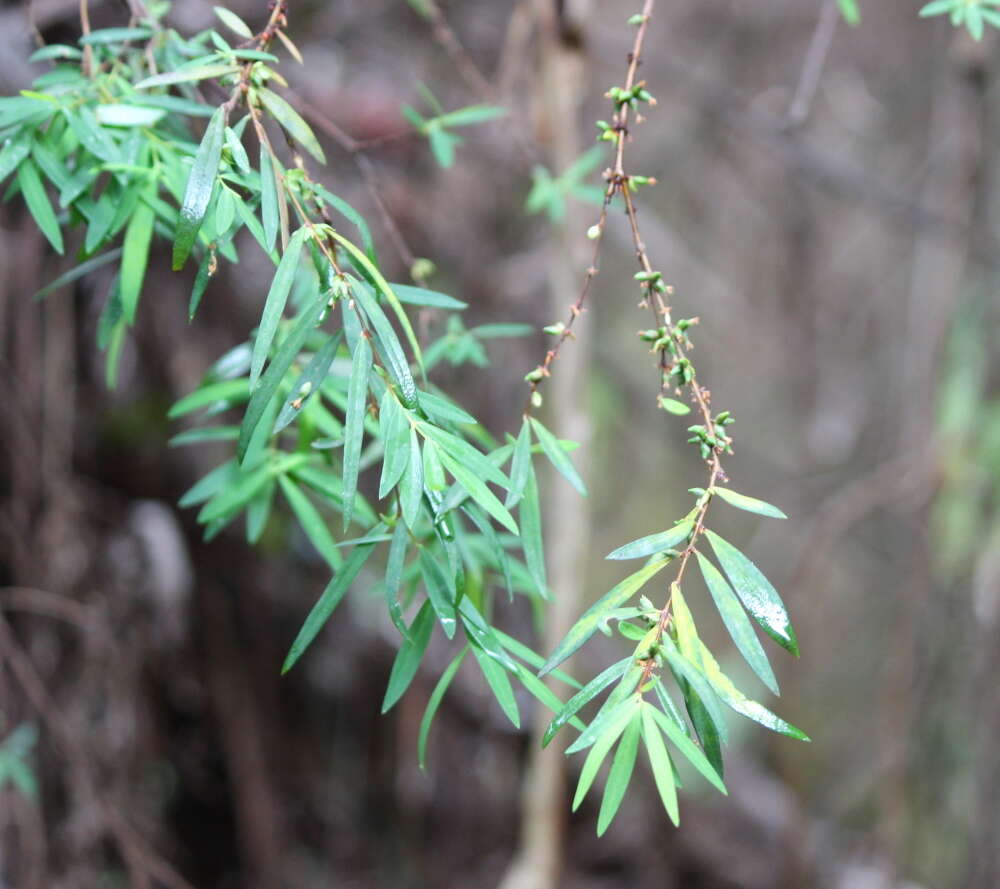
[785,0,840,130]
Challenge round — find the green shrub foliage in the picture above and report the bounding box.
[1,0,827,834]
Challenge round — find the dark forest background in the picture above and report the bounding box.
[2,1,999,888]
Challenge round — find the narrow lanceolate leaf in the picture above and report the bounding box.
[135,64,239,89]
[645,702,726,795]
[704,529,798,655]
[469,643,520,728]
[419,646,467,770]
[660,636,729,744]
[328,230,424,383]
[696,551,779,695]
[438,451,518,535]
[342,335,372,530]
[0,138,31,187]
[384,523,410,638]
[250,225,311,387]
[274,331,342,435]
[256,87,326,163]
[378,391,411,498]
[119,196,155,323]
[214,5,253,37]
[641,705,680,826]
[17,159,63,254]
[712,487,787,520]
[281,529,382,673]
[543,657,631,747]
[237,298,324,462]
[381,600,435,712]
[259,145,279,253]
[540,558,669,675]
[691,638,809,741]
[418,548,456,639]
[504,419,532,509]
[597,714,641,836]
[34,248,122,301]
[279,476,342,570]
[352,280,417,407]
[173,106,226,270]
[606,519,693,561]
[571,699,639,810]
[520,461,547,599]
[513,664,586,733]
[399,429,423,529]
[529,417,586,495]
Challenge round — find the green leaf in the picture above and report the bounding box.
[17,159,63,254]
[418,425,509,489]
[250,225,311,387]
[416,390,475,425]
[0,138,31,187]
[259,145,279,253]
[378,391,412,498]
[170,378,249,418]
[493,629,581,691]
[641,705,680,826]
[399,428,424,528]
[469,643,520,728]
[95,104,165,127]
[381,599,435,711]
[313,185,376,263]
[135,64,240,89]
[385,522,410,637]
[520,461,547,599]
[169,425,239,447]
[197,462,272,523]
[504,419,532,509]
[120,195,155,323]
[712,487,787,520]
[696,552,778,695]
[237,298,324,463]
[661,636,729,745]
[34,248,121,301]
[342,335,372,530]
[690,638,809,741]
[571,698,638,809]
[419,646,467,769]
[79,26,152,44]
[279,476,342,570]
[435,104,507,128]
[173,106,226,270]
[596,713,641,835]
[328,230,424,382]
[274,331,341,434]
[214,5,253,37]
[543,657,630,747]
[606,520,692,560]
[645,702,726,795]
[837,0,860,25]
[658,397,691,415]
[418,548,456,638]
[512,663,585,732]
[438,450,518,535]
[529,417,586,495]
[422,440,446,491]
[704,529,798,655]
[282,529,383,673]
[540,558,669,675]
[256,87,326,163]
[352,280,417,407]
[393,283,467,311]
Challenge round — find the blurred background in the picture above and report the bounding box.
[1,0,998,887]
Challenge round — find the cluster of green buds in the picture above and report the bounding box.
[606,82,657,110]
[628,12,648,26]
[634,268,668,293]
[595,119,619,144]
[628,174,657,188]
[524,366,547,384]
[687,411,735,460]
[543,321,567,336]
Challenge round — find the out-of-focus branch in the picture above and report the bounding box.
[785,0,840,129]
